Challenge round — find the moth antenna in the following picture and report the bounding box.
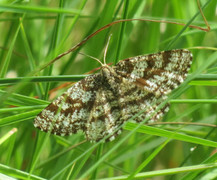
[78,52,103,66]
[103,34,112,65]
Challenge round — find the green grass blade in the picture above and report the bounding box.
[124,122,217,148]
[0,4,80,14]
[0,17,21,78]
[0,164,46,180]
[100,162,217,180]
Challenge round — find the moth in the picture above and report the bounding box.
[34,48,193,142]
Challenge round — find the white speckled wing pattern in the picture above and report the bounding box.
[115,49,192,96]
[114,49,192,124]
[34,49,193,142]
[34,74,102,137]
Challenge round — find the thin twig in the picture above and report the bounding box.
[37,17,209,73]
[197,0,210,32]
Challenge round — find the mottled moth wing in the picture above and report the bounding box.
[115,49,193,122]
[34,73,123,142]
[34,74,101,136]
[115,49,192,96]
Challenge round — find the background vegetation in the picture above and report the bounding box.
[0,0,217,179]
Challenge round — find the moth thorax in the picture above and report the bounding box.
[101,65,115,79]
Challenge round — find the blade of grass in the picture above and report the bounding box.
[0,90,49,106]
[99,162,217,180]
[0,4,80,14]
[0,128,17,145]
[0,163,46,180]
[114,0,129,64]
[91,143,104,179]
[166,0,212,49]
[124,122,217,148]
[181,146,217,179]
[127,138,171,179]
[0,109,42,126]
[0,16,21,78]
[0,105,46,113]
